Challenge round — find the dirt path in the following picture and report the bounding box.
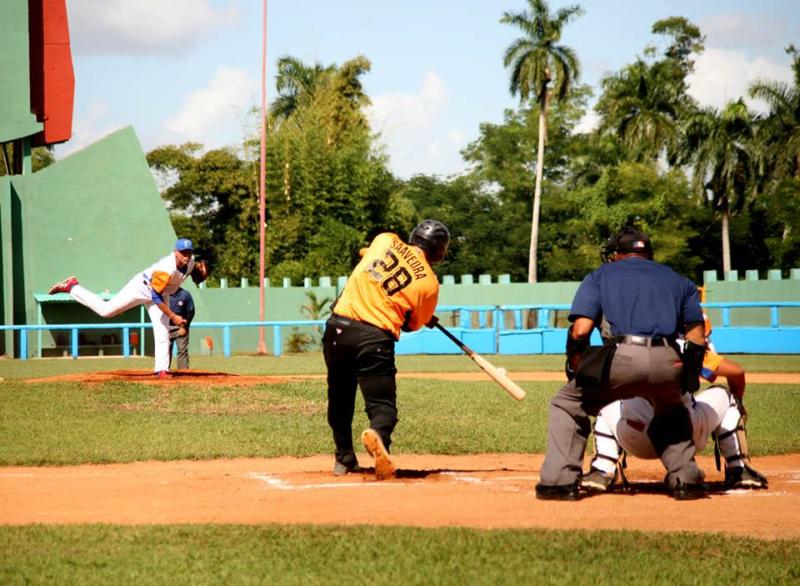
[23,369,800,386]
[2,454,799,538]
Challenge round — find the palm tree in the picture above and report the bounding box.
[271,55,371,124]
[271,56,334,121]
[501,0,583,283]
[596,17,702,164]
[681,99,754,273]
[749,45,800,181]
[596,59,685,162]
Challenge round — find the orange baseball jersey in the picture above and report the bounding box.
[334,233,440,339]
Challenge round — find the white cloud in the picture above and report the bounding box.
[67,0,240,55]
[700,12,792,50]
[574,110,600,134]
[368,71,447,134]
[165,67,258,147]
[367,71,467,178]
[688,48,793,113]
[54,101,126,158]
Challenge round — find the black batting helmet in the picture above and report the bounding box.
[410,219,450,264]
[601,227,653,262]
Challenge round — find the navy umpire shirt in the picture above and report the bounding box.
[569,256,703,337]
[169,288,195,325]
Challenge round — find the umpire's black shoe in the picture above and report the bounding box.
[672,480,709,501]
[535,481,580,501]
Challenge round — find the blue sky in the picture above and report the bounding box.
[59,0,799,178]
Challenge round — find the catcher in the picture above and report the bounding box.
[583,316,767,493]
[48,239,210,376]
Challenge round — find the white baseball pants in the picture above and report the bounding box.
[69,276,171,372]
[593,386,741,473]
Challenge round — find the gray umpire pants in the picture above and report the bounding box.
[169,330,190,370]
[539,342,704,488]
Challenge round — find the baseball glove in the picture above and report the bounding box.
[191,259,210,285]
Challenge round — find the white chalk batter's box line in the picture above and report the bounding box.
[248,471,534,492]
[247,471,796,496]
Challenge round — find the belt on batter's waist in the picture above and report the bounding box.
[619,335,675,347]
[329,313,395,339]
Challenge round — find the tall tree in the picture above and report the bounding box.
[596,59,684,161]
[270,57,334,121]
[595,17,703,163]
[749,45,800,181]
[681,99,755,273]
[500,0,583,283]
[748,45,800,269]
[147,144,257,282]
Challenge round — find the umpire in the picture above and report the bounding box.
[168,287,195,370]
[536,227,708,501]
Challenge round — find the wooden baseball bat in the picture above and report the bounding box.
[433,320,526,401]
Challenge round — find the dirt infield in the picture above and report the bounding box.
[23,368,800,386]
[9,368,800,537]
[1,454,799,538]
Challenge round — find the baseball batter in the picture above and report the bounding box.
[323,220,449,480]
[48,238,209,375]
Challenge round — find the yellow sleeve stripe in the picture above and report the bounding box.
[150,271,170,293]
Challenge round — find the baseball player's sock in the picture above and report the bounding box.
[361,428,395,480]
[48,276,79,295]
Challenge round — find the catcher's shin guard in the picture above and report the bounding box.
[715,392,749,467]
[715,392,767,489]
[590,417,621,475]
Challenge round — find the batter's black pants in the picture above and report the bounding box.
[323,314,398,465]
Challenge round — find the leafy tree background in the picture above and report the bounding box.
[142,14,800,286]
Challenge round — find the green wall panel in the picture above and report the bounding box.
[0,0,43,142]
[4,126,211,355]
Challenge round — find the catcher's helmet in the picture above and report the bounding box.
[410,219,450,264]
[601,227,653,263]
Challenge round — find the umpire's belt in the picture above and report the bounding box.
[620,335,674,347]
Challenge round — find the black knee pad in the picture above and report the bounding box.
[648,404,693,455]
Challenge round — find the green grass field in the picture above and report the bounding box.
[1,354,799,584]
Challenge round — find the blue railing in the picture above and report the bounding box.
[3,302,799,359]
[0,320,325,360]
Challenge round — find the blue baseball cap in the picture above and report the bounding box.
[175,238,194,251]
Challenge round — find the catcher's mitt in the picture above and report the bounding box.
[191,259,210,285]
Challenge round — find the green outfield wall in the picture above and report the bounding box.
[176,270,799,356]
[1,127,209,357]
